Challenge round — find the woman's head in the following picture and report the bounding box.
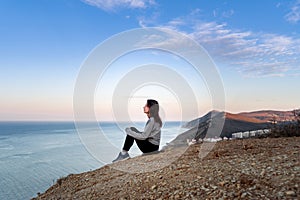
[143,99,158,114]
[143,99,162,126]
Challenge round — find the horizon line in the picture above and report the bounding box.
[0,108,297,122]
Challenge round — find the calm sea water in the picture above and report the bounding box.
[0,121,186,200]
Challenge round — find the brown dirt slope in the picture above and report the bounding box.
[33,137,300,200]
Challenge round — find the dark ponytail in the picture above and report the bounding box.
[147,99,162,127]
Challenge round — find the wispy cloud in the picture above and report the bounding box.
[213,9,234,18]
[82,0,156,11]
[190,22,300,77]
[83,1,300,77]
[138,12,160,28]
[139,12,300,77]
[285,0,300,24]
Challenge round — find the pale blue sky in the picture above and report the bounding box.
[0,0,299,121]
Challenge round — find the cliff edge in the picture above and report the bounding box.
[33,137,299,199]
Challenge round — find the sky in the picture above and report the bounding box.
[0,0,299,121]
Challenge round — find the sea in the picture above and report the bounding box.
[0,121,187,200]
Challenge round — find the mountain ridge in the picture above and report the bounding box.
[238,110,295,122]
[184,109,295,129]
[169,110,296,145]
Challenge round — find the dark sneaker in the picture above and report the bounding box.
[112,152,130,163]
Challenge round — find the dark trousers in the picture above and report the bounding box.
[122,134,159,153]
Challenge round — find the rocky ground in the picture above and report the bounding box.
[33,137,299,200]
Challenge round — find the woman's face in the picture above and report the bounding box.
[143,104,150,114]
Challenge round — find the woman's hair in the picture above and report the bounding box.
[147,99,162,127]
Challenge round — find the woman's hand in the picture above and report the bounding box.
[130,127,140,132]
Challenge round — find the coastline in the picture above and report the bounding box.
[33,137,299,199]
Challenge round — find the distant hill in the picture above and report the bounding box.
[183,111,267,129]
[238,110,295,122]
[168,110,292,145]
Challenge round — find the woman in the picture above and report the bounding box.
[113,99,162,162]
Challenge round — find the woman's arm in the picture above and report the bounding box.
[129,127,141,133]
[125,118,155,140]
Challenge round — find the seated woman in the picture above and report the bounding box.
[113,99,162,162]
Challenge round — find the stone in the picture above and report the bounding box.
[151,185,157,190]
[285,191,296,196]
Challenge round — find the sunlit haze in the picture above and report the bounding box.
[1,0,299,121]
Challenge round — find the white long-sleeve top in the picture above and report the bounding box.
[125,117,161,146]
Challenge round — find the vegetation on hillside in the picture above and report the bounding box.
[268,109,300,137]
